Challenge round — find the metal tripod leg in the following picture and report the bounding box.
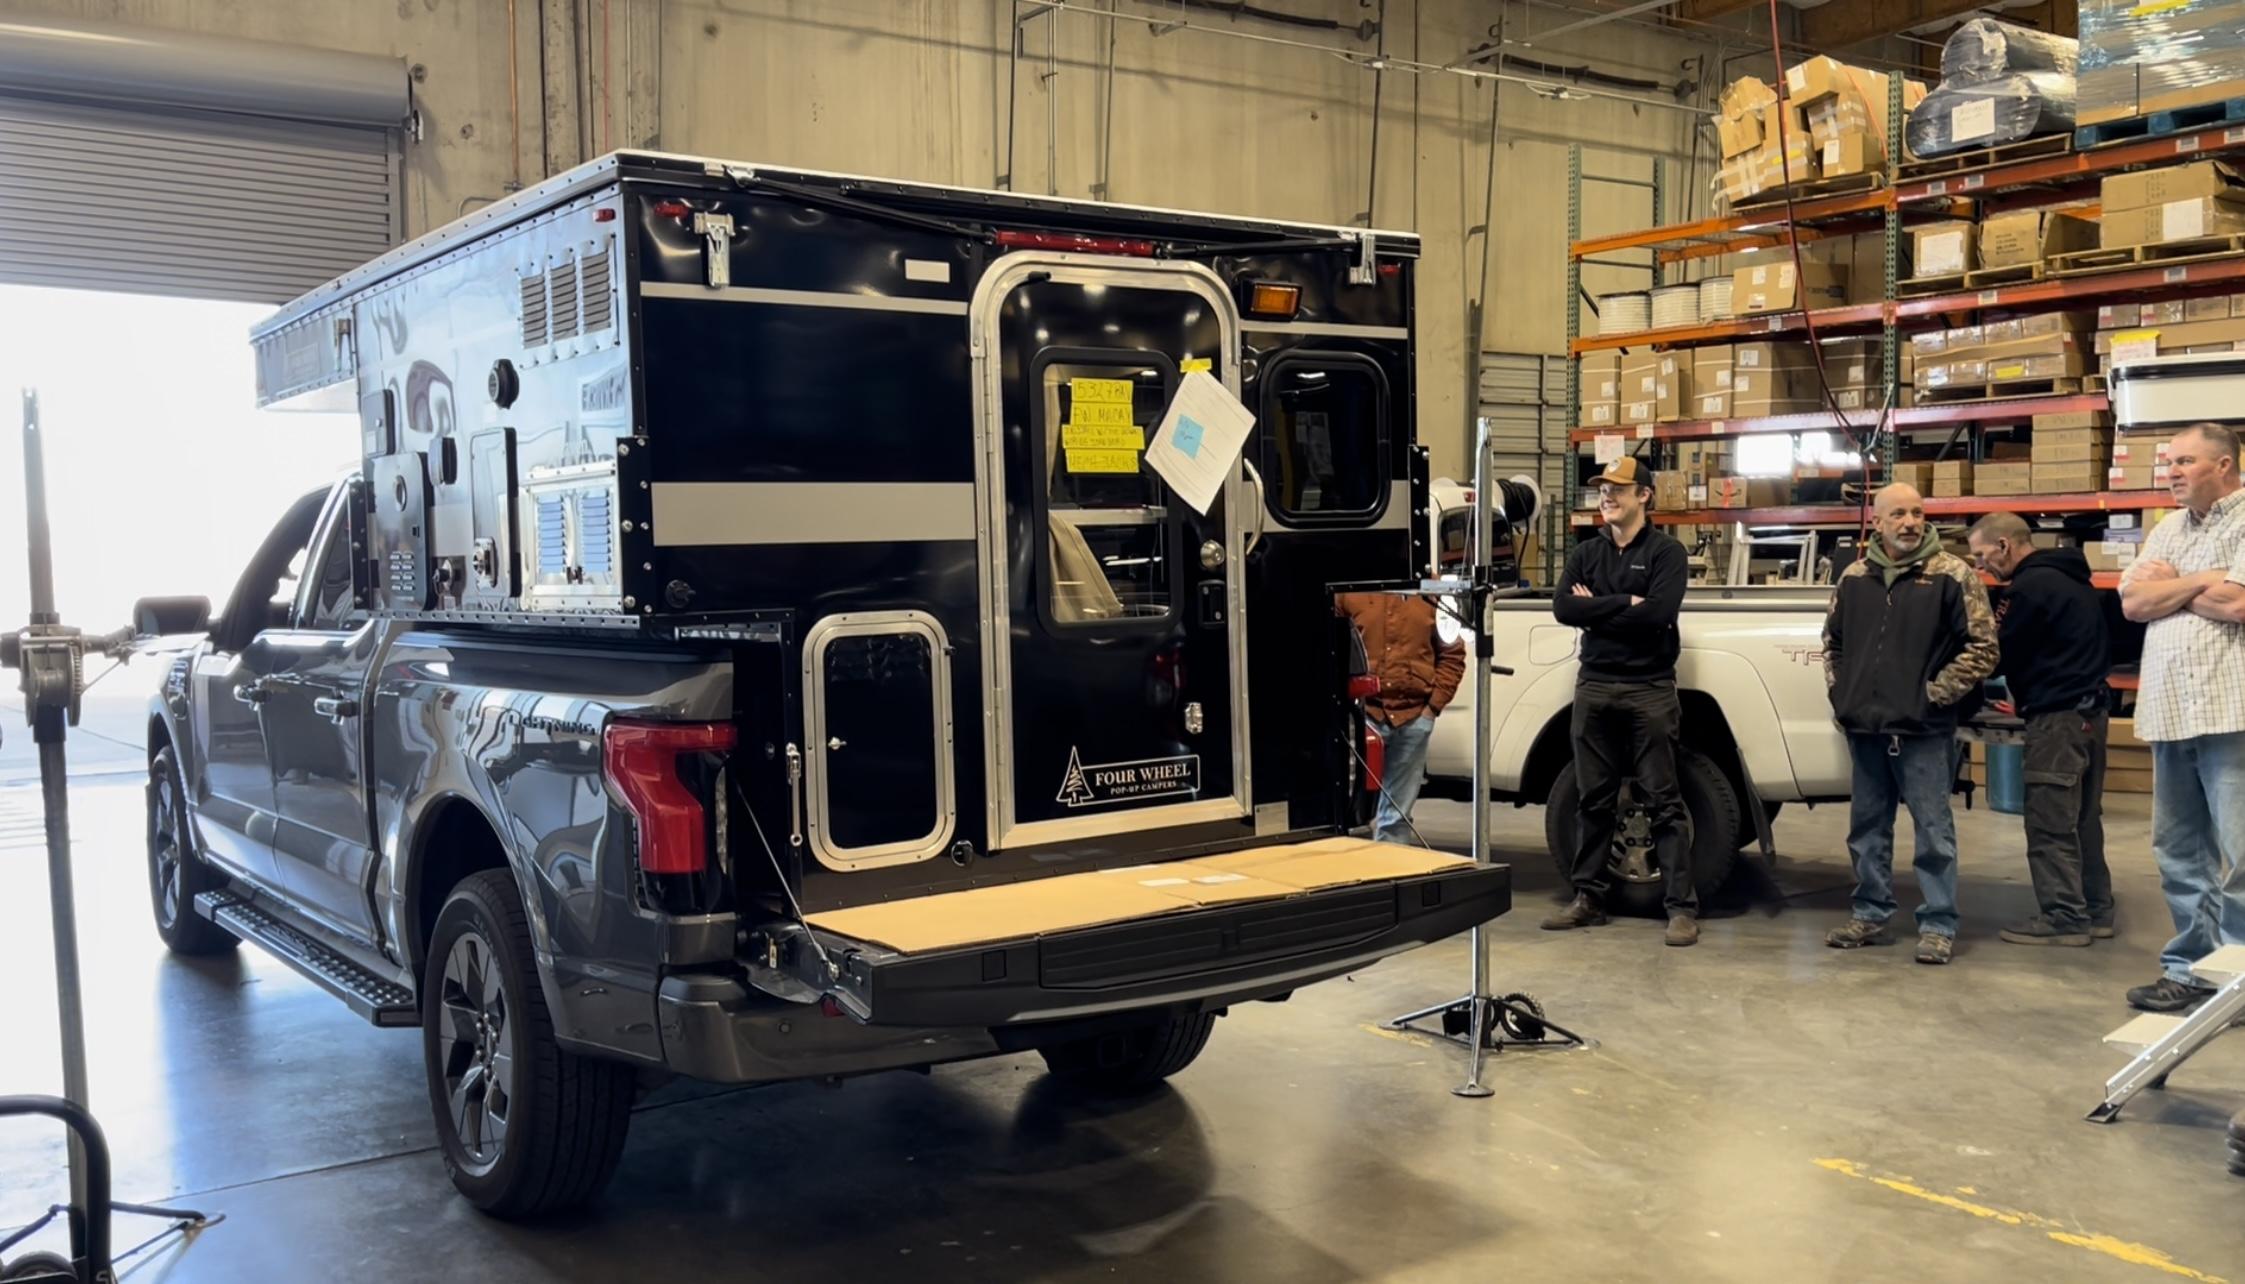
[2089,955,2245,1123]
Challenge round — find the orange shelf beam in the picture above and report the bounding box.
[1893,124,2245,207]
[1567,393,2109,444]
[1572,490,2175,527]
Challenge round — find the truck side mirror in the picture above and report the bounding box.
[134,596,211,638]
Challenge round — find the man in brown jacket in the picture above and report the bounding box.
[1336,593,1467,842]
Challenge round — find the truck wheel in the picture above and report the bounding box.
[1543,748,1742,917]
[422,869,634,1218]
[146,746,239,955]
[1040,1012,1217,1093]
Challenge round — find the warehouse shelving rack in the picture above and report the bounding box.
[1563,101,2245,545]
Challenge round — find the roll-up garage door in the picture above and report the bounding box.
[0,15,408,304]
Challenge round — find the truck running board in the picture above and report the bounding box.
[195,892,418,1027]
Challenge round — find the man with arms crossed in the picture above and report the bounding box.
[2115,422,2245,1013]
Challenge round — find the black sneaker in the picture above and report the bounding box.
[2126,976,2217,1013]
[1540,894,1608,931]
[1999,915,2092,947]
[2090,916,2116,940]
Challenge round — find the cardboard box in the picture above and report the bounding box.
[2142,64,2245,117]
[1730,392,1822,417]
[2112,435,2179,462]
[1890,462,1934,492]
[1693,391,1732,419]
[1655,473,1689,511]
[1820,132,1875,178]
[1584,401,1620,427]
[2102,195,2245,248]
[1716,109,1764,158]
[1621,399,1657,424]
[1974,462,2035,496]
[1692,345,1734,392]
[1987,351,2088,382]
[1732,340,1816,370]
[1912,222,1977,278]
[2188,295,2234,322]
[1655,357,1693,422]
[1785,55,1853,106]
[1621,350,1661,399]
[2108,463,2172,489]
[1732,261,1847,314]
[2035,427,2111,449]
[2101,160,2245,213]
[1978,210,2099,270]
[2099,303,2146,329]
[2033,463,2106,492]
[2033,411,2112,433]
[2032,441,2110,464]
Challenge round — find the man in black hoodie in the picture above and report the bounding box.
[1968,513,2116,947]
[1543,456,1697,946]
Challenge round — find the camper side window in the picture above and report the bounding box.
[1037,358,1176,626]
[1259,353,1390,524]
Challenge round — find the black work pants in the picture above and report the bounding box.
[1570,678,1697,914]
[2022,707,2113,932]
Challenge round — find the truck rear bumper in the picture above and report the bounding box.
[655,848,1509,1082]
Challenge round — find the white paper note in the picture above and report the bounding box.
[1594,432,1625,464]
[1951,97,1995,143]
[1144,370,1257,515]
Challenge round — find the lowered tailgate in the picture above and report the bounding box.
[788,838,1510,1027]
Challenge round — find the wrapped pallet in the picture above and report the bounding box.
[2079,0,2245,126]
[1907,20,2080,157]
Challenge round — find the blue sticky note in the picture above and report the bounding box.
[1173,414,1205,459]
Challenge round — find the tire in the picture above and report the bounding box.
[422,869,634,1217]
[0,1251,74,1281]
[1735,800,1783,850]
[146,746,239,955]
[1544,746,1743,918]
[1040,1012,1217,1093]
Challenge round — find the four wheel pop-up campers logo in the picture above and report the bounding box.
[1057,747,1201,808]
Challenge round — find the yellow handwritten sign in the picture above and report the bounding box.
[1063,423,1144,450]
[1070,377,1134,405]
[1070,401,1137,427]
[1066,448,1142,474]
[1181,357,1213,374]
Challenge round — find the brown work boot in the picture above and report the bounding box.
[1915,931,1955,965]
[1665,914,1700,947]
[1541,894,1607,931]
[1825,917,1891,949]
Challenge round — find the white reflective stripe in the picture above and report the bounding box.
[640,282,969,315]
[1242,319,1407,340]
[650,482,976,546]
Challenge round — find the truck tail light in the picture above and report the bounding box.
[604,720,736,875]
[1362,722,1385,794]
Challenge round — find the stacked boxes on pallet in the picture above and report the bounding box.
[2079,0,2245,127]
[2099,159,2245,247]
[1712,60,1927,206]
[1911,312,2093,398]
[2092,295,2245,381]
[2031,408,2113,493]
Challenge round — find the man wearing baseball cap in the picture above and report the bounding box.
[1544,455,1699,945]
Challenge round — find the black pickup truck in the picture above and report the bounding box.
[141,150,1512,1216]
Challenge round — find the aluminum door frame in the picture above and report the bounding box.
[968,253,1251,850]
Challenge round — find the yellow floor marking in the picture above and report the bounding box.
[1359,1023,1434,1048]
[1815,1159,2227,1283]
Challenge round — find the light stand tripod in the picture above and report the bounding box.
[1378,420,1589,1097]
[0,390,212,1283]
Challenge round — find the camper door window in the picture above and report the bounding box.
[1258,353,1390,525]
[1037,357,1177,627]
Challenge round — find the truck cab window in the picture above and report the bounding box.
[295,506,359,630]
[1037,358,1176,626]
[1259,355,1389,523]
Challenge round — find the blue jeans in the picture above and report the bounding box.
[1373,713,1438,843]
[1845,733,1961,938]
[2149,734,2245,983]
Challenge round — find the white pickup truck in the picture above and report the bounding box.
[1420,483,1851,914]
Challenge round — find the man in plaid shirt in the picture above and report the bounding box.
[2116,422,2245,1013]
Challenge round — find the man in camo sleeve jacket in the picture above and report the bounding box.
[1821,483,2000,965]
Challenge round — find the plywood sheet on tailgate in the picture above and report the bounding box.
[803,837,1470,955]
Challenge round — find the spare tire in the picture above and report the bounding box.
[1543,746,1742,917]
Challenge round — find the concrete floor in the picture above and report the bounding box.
[2,749,2242,1281]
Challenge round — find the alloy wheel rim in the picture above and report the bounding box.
[437,930,514,1175]
[151,770,181,927]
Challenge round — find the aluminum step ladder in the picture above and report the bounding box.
[2089,944,2245,1123]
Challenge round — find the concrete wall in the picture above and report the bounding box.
[18,0,1729,478]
